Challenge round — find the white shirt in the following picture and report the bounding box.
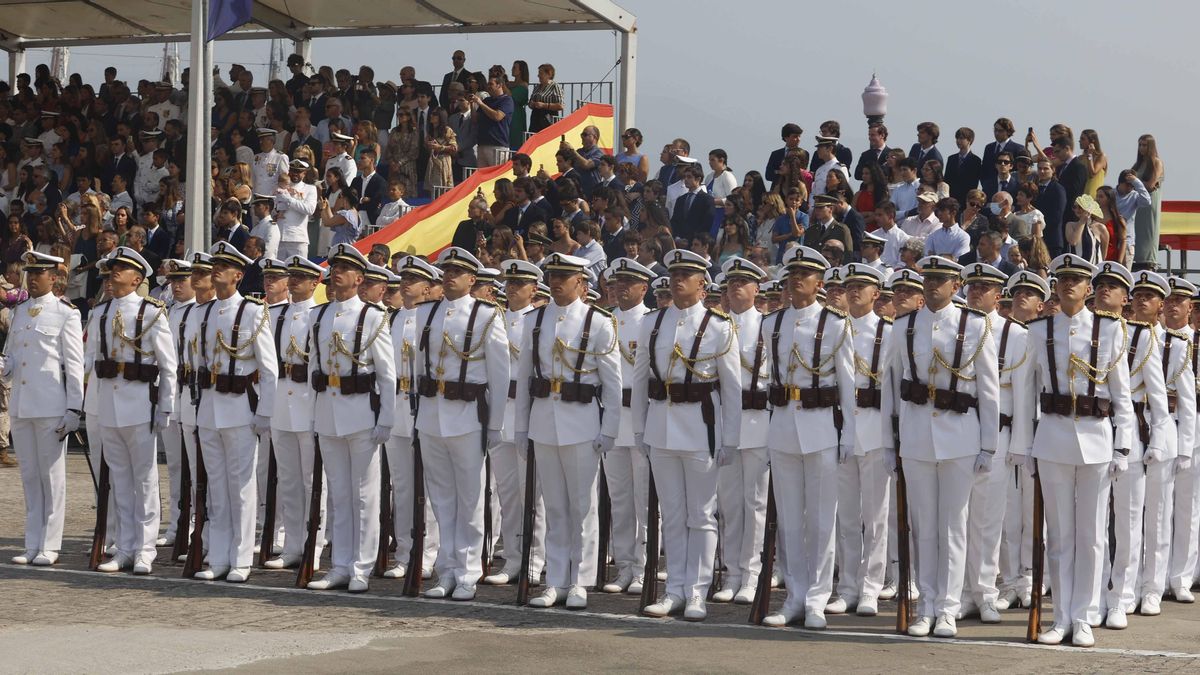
[890,179,920,214]
[249,214,280,260]
[4,291,84,419]
[252,148,289,195]
[196,293,277,430]
[612,302,650,447]
[876,224,911,269]
[705,169,738,203]
[924,224,971,259]
[309,294,395,436]
[899,213,939,238]
[326,152,357,186]
[810,159,848,208]
[274,182,318,244]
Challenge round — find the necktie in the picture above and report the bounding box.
[685,192,695,213]
[419,111,426,146]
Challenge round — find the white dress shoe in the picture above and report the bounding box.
[656,570,668,582]
[226,567,250,583]
[683,594,707,621]
[424,580,456,598]
[1140,593,1162,616]
[194,566,230,581]
[979,600,1001,624]
[528,587,563,608]
[770,571,783,588]
[422,568,433,580]
[98,555,133,573]
[933,614,957,638]
[1174,586,1195,603]
[11,551,35,565]
[909,582,921,601]
[1105,607,1128,629]
[825,597,849,614]
[878,581,897,600]
[31,552,58,566]
[451,583,477,601]
[482,567,518,585]
[264,554,302,570]
[762,607,800,627]
[348,576,369,593]
[1037,625,1067,645]
[956,596,978,621]
[856,596,878,617]
[642,593,683,618]
[382,563,407,579]
[626,576,643,595]
[804,609,827,630]
[565,585,588,610]
[995,587,1018,610]
[710,586,736,603]
[155,537,169,547]
[907,615,933,637]
[1071,620,1094,647]
[734,586,756,605]
[603,570,634,594]
[307,571,350,590]
[132,560,153,575]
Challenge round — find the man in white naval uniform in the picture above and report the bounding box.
[1090,263,1168,628]
[632,249,741,622]
[1136,273,1195,617]
[759,246,857,630]
[90,247,177,574]
[274,160,318,261]
[157,259,195,548]
[600,257,655,596]
[133,130,168,209]
[192,242,278,583]
[252,128,289,196]
[4,251,84,566]
[711,256,771,605]
[831,262,893,618]
[255,257,289,554]
[1011,253,1135,647]
[82,261,119,553]
[891,256,999,639]
[264,255,327,570]
[175,253,217,561]
[516,253,621,610]
[481,258,545,586]
[413,247,508,601]
[958,263,1023,625]
[305,244,395,593]
[1167,278,1200,603]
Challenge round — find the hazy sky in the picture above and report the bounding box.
[13,0,1198,196]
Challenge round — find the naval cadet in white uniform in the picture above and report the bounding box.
[4,251,84,566]
[1166,277,1200,603]
[158,258,195,548]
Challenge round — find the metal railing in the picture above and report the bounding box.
[430,80,612,112]
[362,204,412,236]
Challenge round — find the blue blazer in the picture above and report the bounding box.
[980,139,1024,195]
[908,144,944,175]
[1035,180,1067,256]
[945,152,982,204]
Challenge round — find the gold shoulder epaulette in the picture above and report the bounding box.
[822,305,848,319]
[144,296,166,308]
[706,307,730,321]
[1094,310,1123,321]
[881,315,894,324]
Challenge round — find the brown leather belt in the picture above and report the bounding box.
[900,379,977,413]
[621,388,631,407]
[95,359,159,382]
[416,375,486,401]
[1000,413,1013,429]
[529,376,598,404]
[742,389,769,410]
[1039,392,1111,419]
[770,384,837,409]
[283,363,308,384]
[214,371,258,394]
[855,388,881,409]
[508,379,517,399]
[313,372,377,395]
[648,378,717,403]
[1133,401,1152,445]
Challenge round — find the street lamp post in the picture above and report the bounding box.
[862,74,888,127]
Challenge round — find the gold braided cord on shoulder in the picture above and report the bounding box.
[439,308,500,362]
[930,312,992,382]
[790,314,852,377]
[112,306,168,357]
[667,322,736,382]
[215,304,271,360]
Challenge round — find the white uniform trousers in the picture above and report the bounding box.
[255,429,284,548]
[320,430,380,580]
[651,447,718,600]
[12,417,66,554]
[272,429,327,560]
[1041,459,1108,628]
[772,448,838,613]
[85,415,119,548]
[385,433,439,570]
[904,455,974,618]
[717,447,770,591]
[1141,460,1176,597]
[100,423,160,563]
[490,440,544,575]
[999,461,1037,594]
[422,431,486,586]
[605,445,650,577]
[1169,459,1200,590]
[964,449,1010,606]
[276,241,308,261]
[835,448,891,602]
[536,441,599,589]
[159,420,184,540]
[198,425,259,569]
[1106,467,1146,612]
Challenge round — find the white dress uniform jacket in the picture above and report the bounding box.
[85,292,177,425]
[501,305,535,443]
[274,183,318,245]
[309,294,396,436]
[848,311,894,455]
[390,306,419,439]
[272,298,317,432]
[993,312,1030,457]
[1125,320,1171,460]
[252,149,289,194]
[733,307,771,449]
[6,293,84,416]
[613,303,650,447]
[197,294,278,429]
[1160,325,1198,460]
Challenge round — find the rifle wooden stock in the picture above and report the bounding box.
[516,441,537,605]
[373,446,393,577]
[182,433,209,578]
[1027,461,1045,642]
[88,455,111,570]
[708,509,723,602]
[594,463,612,592]
[171,435,192,563]
[295,439,324,588]
[482,452,493,577]
[749,472,776,625]
[894,455,913,634]
[639,464,661,612]
[402,436,427,597]
[257,441,279,568]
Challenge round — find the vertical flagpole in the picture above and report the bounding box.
[186,0,212,256]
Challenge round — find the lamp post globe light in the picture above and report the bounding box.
[862,74,888,126]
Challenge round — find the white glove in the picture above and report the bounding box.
[594,434,615,455]
[55,410,81,440]
[486,429,502,451]
[1144,447,1165,465]
[152,410,170,435]
[1175,455,1193,474]
[715,445,736,467]
[1024,452,1037,476]
[251,414,271,436]
[974,450,994,474]
[837,444,853,464]
[371,425,392,445]
[883,450,897,474]
[634,433,650,457]
[1109,452,1129,476]
[1006,451,1024,468]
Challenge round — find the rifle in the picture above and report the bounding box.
[894,454,913,634]
[81,431,98,492]
[257,439,279,568]
[171,431,192,563]
[373,445,394,577]
[593,462,612,592]
[708,509,723,601]
[482,452,493,577]
[1026,460,1045,642]
[749,472,777,624]
[182,431,209,578]
[402,434,427,597]
[87,453,111,570]
[295,438,324,588]
[516,440,537,605]
[639,464,661,611]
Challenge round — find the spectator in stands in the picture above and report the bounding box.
[945,127,981,205]
[451,196,491,253]
[669,164,714,241]
[924,197,970,259]
[316,98,352,144]
[705,149,737,208]
[900,191,940,238]
[1034,158,1067,255]
[504,176,546,236]
[319,186,361,248]
[958,230,1017,275]
[909,121,944,175]
[352,148,385,225]
[854,123,891,181]
[809,121,853,171]
[958,188,991,247]
[560,125,605,197]
[856,161,888,229]
[990,151,1019,200]
[528,63,564,133]
[490,178,518,225]
[377,178,410,226]
[898,237,925,270]
[802,194,852,255]
[386,107,419,188]
[919,159,949,200]
[572,220,605,274]
[616,128,649,182]
[830,187,865,255]
[713,206,752,265]
[472,76,513,168]
[1012,182,1045,240]
[424,108,457,191]
[508,61,530,150]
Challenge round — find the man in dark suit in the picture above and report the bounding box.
[439,50,473,110]
[980,118,1025,196]
[102,136,138,195]
[303,76,328,124]
[807,120,853,171]
[854,123,891,181]
[1034,159,1068,256]
[285,54,308,107]
[669,165,714,241]
[990,151,1020,200]
[142,210,173,262]
[958,231,1018,276]
[765,122,803,188]
[502,177,548,237]
[1053,137,1088,224]
[237,236,265,296]
[351,149,387,225]
[945,127,983,205]
[908,121,944,176]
